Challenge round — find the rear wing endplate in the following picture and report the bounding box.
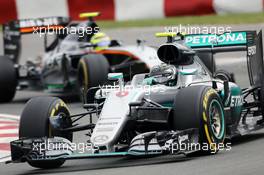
[3,17,70,62]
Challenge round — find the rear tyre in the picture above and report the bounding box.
[19,97,72,169]
[77,54,109,100]
[172,86,225,154]
[0,56,17,102]
[215,69,236,83]
[258,79,264,123]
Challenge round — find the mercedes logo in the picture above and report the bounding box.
[93,135,109,143]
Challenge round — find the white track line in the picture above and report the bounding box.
[0,151,11,163]
[0,156,11,163]
[0,114,19,161]
[0,114,20,121]
[0,129,18,134]
[0,121,18,128]
[0,137,18,143]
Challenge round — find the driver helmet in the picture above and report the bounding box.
[90,32,111,51]
[149,64,177,85]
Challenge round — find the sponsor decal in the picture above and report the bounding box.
[230,95,243,107]
[116,91,129,97]
[93,135,109,143]
[185,32,247,47]
[4,44,17,50]
[178,134,189,143]
[248,45,257,56]
[96,128,114,132]
[19,17,63,28]
[98,122,118,126]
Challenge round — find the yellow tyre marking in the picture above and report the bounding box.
[203,89,218,152]
[51,108,56,116]
[203,112,207,122]
[80,59,89,90]
[203,97,208,109]
[56,103,59,110]
[204,124,213,145]
[49,107,56,137]
[203,89,216,109]
[204,124,216,150]
[49,101,69,137]
[60,100,70,111]
[49,101,60,136]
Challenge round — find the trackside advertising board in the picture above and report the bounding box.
[185,32,247,48]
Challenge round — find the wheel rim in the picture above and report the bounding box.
[48,102,72,141]
[78,65,87,97]
[78,73,85,93]
[209,100,224,139]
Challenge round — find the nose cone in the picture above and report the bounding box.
[91,89,141,150]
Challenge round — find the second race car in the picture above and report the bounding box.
[0,12,161,102]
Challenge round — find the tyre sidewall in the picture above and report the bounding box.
[200,88,226,153]
[77,54,109,98]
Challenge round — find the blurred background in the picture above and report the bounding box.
[0,0,263,23]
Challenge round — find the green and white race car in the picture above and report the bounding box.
[8,30,264,169]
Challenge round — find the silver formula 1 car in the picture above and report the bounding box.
[0,13,161,102]
[9,30,264,169]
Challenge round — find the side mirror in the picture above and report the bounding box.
[108,73,124,91]
[107,73,124,81]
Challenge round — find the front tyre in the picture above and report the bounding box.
[172,86,225,154]
[19,97,72,169]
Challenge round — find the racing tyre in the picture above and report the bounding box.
[77,54,109,100]
[172,86,225,154]
[258,79,264,123]
[215,69,236,83]
[19,97,72,169]
[0,56,17,102]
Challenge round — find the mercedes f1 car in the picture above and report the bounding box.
[8,30,264,169]
[0,12,161,102]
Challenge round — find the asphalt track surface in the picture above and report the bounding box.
[1,24,264,175]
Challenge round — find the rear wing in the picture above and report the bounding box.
[185,32,247,48]
[184,31,263,87]
[3,17,70,62]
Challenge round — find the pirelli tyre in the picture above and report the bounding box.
[258,79,264,124]
[19,97,72,169]
[0,56,17,102]
[77,54,109,100]
[215,69,236,83]
[172,86,226,154]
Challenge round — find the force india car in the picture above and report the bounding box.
[0,12,161,102]
[8,30,264,169]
